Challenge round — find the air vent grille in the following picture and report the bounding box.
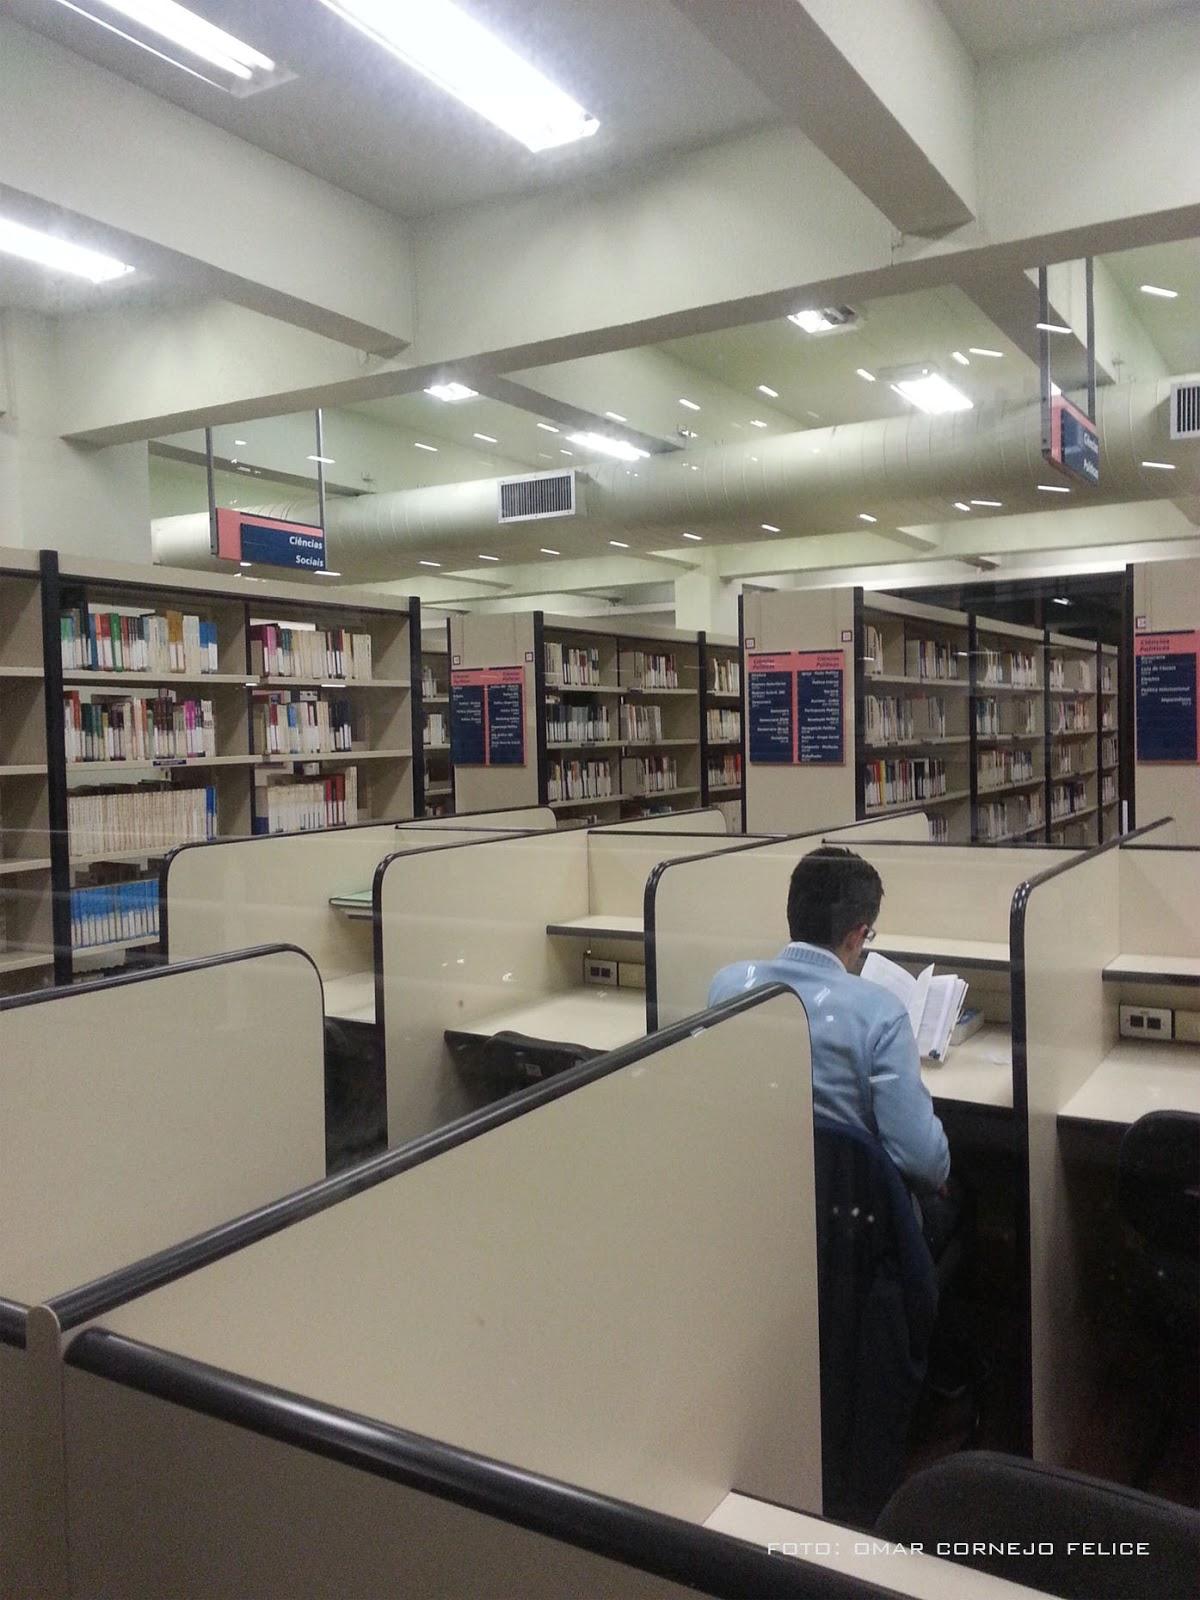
[498,470,576,523]
[1170,380,1200,440]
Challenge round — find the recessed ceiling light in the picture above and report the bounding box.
[858,513,878,523]
[789,309,835,333]
[473,432,498,444]
[567,432,648,462]
[478,554,500,561]
[306,454,335,464]
[1036,321,1073,335]
[891,374,973,414]
[238,561,252,569]
[679,398,700,411]
[413,441,438,452]
[682,532,703,541]
[234,438,247,446]
[425,381,478,402]
[749,419,768,428]
[609,540,629,548]
[953,502,971,511]
[418,559,442,568]
[604,411,627,422]
[761,523,781,533]
[968,347,1003,358]
[54,0,276,82]
[315,570,343,578]
[540,548,560,556]
[951,351,970,366]
[679,427,698,440]
[316,0,599,151]
[1037,483,1071,493]
[1142,460,1176,470]
[1052,597,1070,606]
[236,465,252,473]
[757,384,779,398]
[537,452,553,460]
[970,499,1003,507]
[1139,284,1178,299]
[0,214,134,283]
[536,422,560,433]
[856,368,876,382]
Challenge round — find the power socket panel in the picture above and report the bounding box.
[584,956,618,987]
[1119,1004,1174,1041]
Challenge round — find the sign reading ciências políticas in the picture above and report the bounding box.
[1135,630,1198,763]
[450,666,526,767]
[747,650,845,765]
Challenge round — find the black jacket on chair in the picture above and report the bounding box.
[813,1112,938,1526]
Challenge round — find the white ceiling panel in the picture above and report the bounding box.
[937,0,1196,61]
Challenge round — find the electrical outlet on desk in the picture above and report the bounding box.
[1120,1004,1173,1041]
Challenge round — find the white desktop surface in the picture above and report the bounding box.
[545,913,645,941]
[328,890,372,921]
[1104,952,1200,982]
[449,988,646,1052]
[922,1025,1013,1109]
[323,971,376,1025]
[704,1493,1045,1599]
[875,932,1010,969]
[1058,1040,1200,1126]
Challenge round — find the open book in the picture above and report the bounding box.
[860,951,968,1063]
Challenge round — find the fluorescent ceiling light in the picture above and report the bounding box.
[1037,483,1071,493]
[749,420,768,428]
[418,559,442,567]
[609,540,629,548]
[1052,597,1070,606]
[890,373,973,415]
[968,347,1003,358]
[413,441,438,452]
[567,432,649,463]
[788,309,836,334]
[234,438,247,446]
[478,554,500,561]
[306,454,335,464]
[757,384,779,398]
[425,382,477,402]
[679,398,701,411]
[238,561,252,569]
[682,532,702,541]
[1140,284,1178,299]
[951,350,970,366]
[761,523,781,534]
[970,498,1003,507]
[473,432,498,444]
[0,214,134,284]
[315,570,343,578]
[1142,460,1175,470]
[540,548,560,556]
[1036,321,1073,335]
[856,368,876,382]
[858,513,878,523]
[604,411,627,422]
[536,422,560,433]
[560,449,574,457]
[57,0,275,80]
[953,502,971,512]
[315,0,598,151]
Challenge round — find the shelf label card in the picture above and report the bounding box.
[1135,631,1198,764]
[450,666,526,766]
[747,650,845,765]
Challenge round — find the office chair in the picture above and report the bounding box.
[448,1029,602,1098]
[811,1113,938,1526]
[1116,1109,1200,1488]
[876,1451,1200,1599]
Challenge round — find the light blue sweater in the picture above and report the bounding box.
[708,941,950,1195]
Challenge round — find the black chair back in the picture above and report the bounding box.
[877,1450,1200,1599]
[1117,1109,1200,1261]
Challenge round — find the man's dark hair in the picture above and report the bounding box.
[787,845,883,948]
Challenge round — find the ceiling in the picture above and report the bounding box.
[936,0,1198,61]
[7,0,779,219]
[0,253,188,317]
[1102,238,1200,373]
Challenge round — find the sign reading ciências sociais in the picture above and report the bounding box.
[213,507,327,572]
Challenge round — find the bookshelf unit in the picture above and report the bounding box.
[1047,631,1100,849]
[1098,643,1120,841]
[972,616,1046,846]
[700,632,743,829]
[421,621,454,817]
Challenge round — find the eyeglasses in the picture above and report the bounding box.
[863,927,877,943]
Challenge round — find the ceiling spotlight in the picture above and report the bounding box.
[568,432,649,462]
[478,554,500,561]
[858,513,878,523]
[1036,321,1073,335]
[682,532,703,541]
[1141,460,1176,470]
[970,499,1003,507]
[536,422,560,433]
[968,347,1003,358]
[426,381,478,402]
[418,559,442,567]
[750,419,768,428]
[473,432,498,443]
[1140,284,1178,299]
[1037,483,1071,493]
[609,540,629,548]
[856,368,877,382]
[315,0,598,151]
[891,373,973,414]
[0,214,135,283]
[951,351,970,366]
[413,441,438,452]
[761,523,781,534]
[757,384,779,398]
[540,547,560,556]
[679,398,701,411]
[604,411,627,422]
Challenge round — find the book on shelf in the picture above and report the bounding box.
[706,707,741,742]
[1051,700,1093,734]
[978,748,1035,791]
[251,624,373,680]
[862,623,885,677]
[1101,734,1118,768]
[1051,780,1089,821]
[625,754,677,794]
[61,608,219,676]
[710,658,741,695]
[620,702,664,743]
[256,693,354,756]
[424,711,448,748]
[544,641,602,686]
[68,784,217,856]
[707,752,742,789]
[421,666,442,696]
[254,769,358,833]
[547,757,612,802]
[864,757,947,808]
[977,792,1043,842]
[864,694,946,744]
[978,648,1038,689]
[545,698,612,743]
[929,815,949,845]
[906,638,960,682]
[1101,662,1116,693]
[64,691,216,763]
[1101,772,1118,806]
[620,649,679,690]
[861,951,968,1063]
[70,879,159,950]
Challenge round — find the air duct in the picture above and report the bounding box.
[152,377,1197,581]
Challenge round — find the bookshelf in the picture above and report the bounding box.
[1098,642,1120,841]
[700,632,743,829]
[2,551,422,987]
[1047,631,1100,848]
[421,621,454,817]
[972,616,1046,846]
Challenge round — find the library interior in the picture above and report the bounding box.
[1,2,1199,1597]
